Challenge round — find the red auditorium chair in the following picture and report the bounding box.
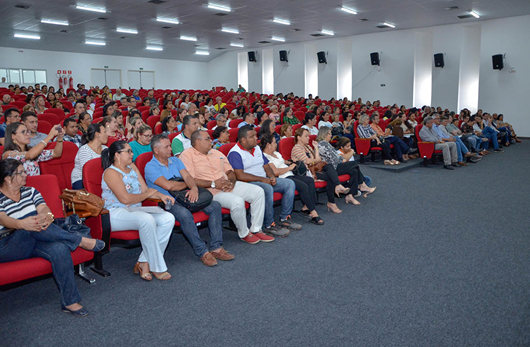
[155,123,163,135]
[37,120,53,134]
[352,120,382,164]
[230,119,244,128]
[38,113,61,126]
[43,108,65,119]
[207,120,216,130]
[415,124,442,166]
[147,115,160,130]
[228,128,239,143]
[40,141,79,190]
[0,175,101,287]
[218,143,236,156]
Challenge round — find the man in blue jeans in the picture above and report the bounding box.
[228,125,301,238]
[144,134,234,267]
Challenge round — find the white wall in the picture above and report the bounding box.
[478,15,530,137]
[207,51,238,90]
[316,40,338,100]
[432,25,462,110]
[272,43,305,96]
[0,46,208,90]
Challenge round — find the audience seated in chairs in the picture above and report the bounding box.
[291,128,349,213]
[335,137,372,187]
[473,115,502,152]
[179,130,267,245]
[316,127,375,206]
[437,115,480,165]
[172,115,199,156]
[356,114,399,165]
[228,126,301,237]
[0,108,21,146]
[282,107,299,125]
[370,112,416,162]
[77,112,91,136]
[129,124,153,162]
[101,115,125,142]
[0,158,104,317]
[71,124,108,189]
[237,112,256,128]
[258,119,281,144]
[260,134,324,225]
[21,112,48,148]
[144,134,234,267]
[101,141,175,281]
[419,116,459,170]
[301,113,319,136]
[461,117,489,155]
[495,113,521,143]
[3,122,63,176]
[280,123,293,139]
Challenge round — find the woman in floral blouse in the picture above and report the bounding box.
[2,122,64,176]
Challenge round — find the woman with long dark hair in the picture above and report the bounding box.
[101,141,175,281]
[71,123,108,189]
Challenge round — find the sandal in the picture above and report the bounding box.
[133,262,152,281]
[310,216,324,225]
[384,160,392,165]
[152,272,172,281]
[299,209,311,219]
[360,186,376,195]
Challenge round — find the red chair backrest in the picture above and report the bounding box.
[92,117,103,124]
[62,101,74,111]
[292,124,303,133]
[278,137,295,160]
[26,175,64,218]
[40,142,79,190]
[141,110,150,123]
[230,119,244,128]
[44,108,65,119]
[294,111,305,123]
[353,120,360,138]
[309,135,317,149]
[415,124,424,142]
[228,128,239,143]
[137,106,149,113]
[37,120,53,134]
[38,113,61,126]
[147,115,160,130]
[207,120,216,130]
[155,123,163,135]
[275,125,282,134]
[218,143,236,156]
[83,158,104,197]
[135,152,154,179]
[168,132,179,142]
[106,137,121,148]
[207,129,214,139]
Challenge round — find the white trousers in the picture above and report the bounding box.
[212,181,265,238]
[110,208,175,272]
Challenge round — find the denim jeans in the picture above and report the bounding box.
[451,137,469,162]
[72,180,83,189]
[481,127,499,150]
[385,136,410,160]
[0,223,82,307]
[168,201,223,257]
[250,178,295,227]
[497,126,511,143]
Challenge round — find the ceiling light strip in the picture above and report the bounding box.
[180,35,197,41]
[76,5,106,13]
[156,18,179,24]
[340,7,357,15]
[222,28,239,34]
[85,40,106,45]
[41,19,69,26]
[14,33,40,40]
[271,36,285,42]
[273,18,290,25]
[207,4,231,12]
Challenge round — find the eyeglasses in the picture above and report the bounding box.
[119,149,133,154]
[15,130,29,135]
[198,137,211,141]
[13,170,27,177]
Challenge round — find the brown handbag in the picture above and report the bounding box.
[307,161,327,177]
[59,189,104,217]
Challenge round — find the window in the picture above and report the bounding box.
[0,68,47,84]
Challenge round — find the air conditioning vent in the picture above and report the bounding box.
[358,18,369,22]
[311,33,324,37]
[290,28,302,32]
[97,17,109,21]
[148,0,166,4]
[445,6,460,11]
[216,47,226,50]
[214,13,228,16]
[60,30,69,33]
[259,41,271,44]
[457,14,473,19]
[14,4,31,9]
[376,25,387,29]
[161,26,171,29]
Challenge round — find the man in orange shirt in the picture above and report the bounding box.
[180,130,270,245]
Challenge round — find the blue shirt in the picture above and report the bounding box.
[433,124,450,139]
[144,156,186,195]
[237,121,255,128]
[0,123,6,138]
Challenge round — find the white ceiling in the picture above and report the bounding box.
[0,0,529,62]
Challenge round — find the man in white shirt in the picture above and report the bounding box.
[212,114,229,130]
[112,88,124,101]
[172,115,199,156]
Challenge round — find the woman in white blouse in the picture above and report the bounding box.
[301,113,319,136]
[71,124,108,189]
[318,111,333,129]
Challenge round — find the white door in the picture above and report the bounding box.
[140,71,155,89]
[105,70,122,88]
[127,71,141,90]
[91,69,106,88]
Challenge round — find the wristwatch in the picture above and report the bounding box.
[211,181,216,188]
[47,212,55,222]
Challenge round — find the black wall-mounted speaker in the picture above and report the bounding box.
[370,52,380,66]
[434,53,444,68]
[279,50,288,62]
[492,54,503,70]
[248,51,256,62]
[317,51,327,64]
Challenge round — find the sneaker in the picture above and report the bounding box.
[279,216,302,231]
[253,231,275,242]
[354,190,362,198]
[263,222,288,238]
[408,148,418,154]
[241,233,260,244]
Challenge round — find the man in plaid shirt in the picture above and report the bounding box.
[60,117,82,147]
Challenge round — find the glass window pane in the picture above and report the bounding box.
[35,70,47,84]
[0,69,7,83]
[23,70,35,84]
[9,69,21,84]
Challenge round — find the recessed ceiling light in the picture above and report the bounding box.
[156,17,179,24]
[320,29,334,36]
[146,46,163,51]
[14,33,40,40]
[340,7,357,15]
[207,3,231,12]
[230,43,244,47]
[383,22,396,28]
[271,36,285,42]
[273,18,290,25]
[117,28,138,34]
[85,40,106,45]
[76,5,106,13]
[222,28,239,34]
[196,51,210,55]
[180,35,197,41]
[469,10,480,18]
[41,19,69,26]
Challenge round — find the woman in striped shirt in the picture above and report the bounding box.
[0,159,104,317]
